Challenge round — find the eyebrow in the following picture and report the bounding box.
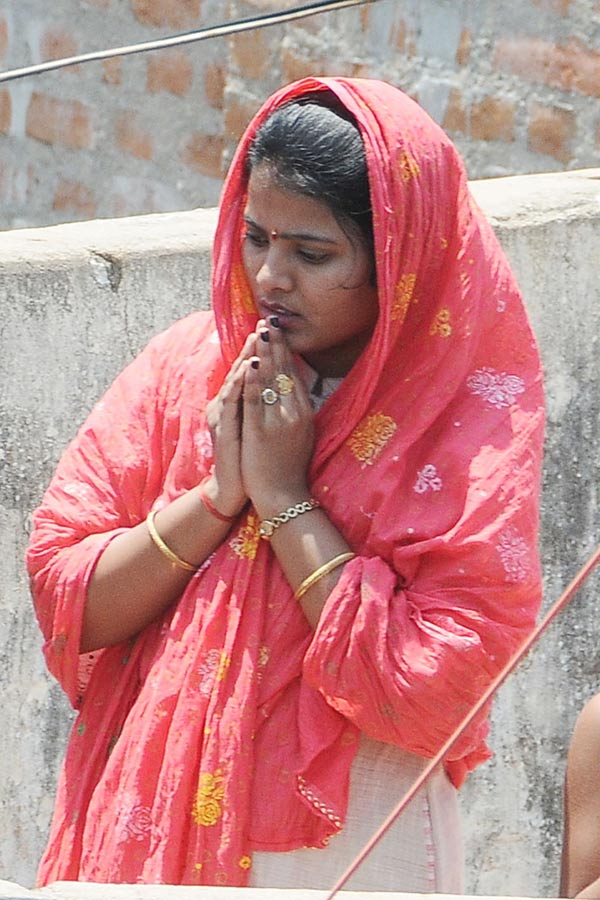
[242,214,339,245]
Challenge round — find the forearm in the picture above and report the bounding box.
[82,482,237,652]
[255,492,352,629]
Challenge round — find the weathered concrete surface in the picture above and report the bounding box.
[0,170,599,895]
[0,887,562,900]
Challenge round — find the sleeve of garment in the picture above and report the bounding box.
[26,316,203,708]
[302,455,542,780]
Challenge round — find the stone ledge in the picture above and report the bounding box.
[0,886,562,900]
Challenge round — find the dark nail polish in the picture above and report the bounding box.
[269,315,280,328]
[260,330,270,343]
[251,358,260,369]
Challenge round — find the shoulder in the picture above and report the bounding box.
[145,310,217,360]
[568,694,600,782]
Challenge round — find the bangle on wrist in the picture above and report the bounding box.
[294,552,356,600]
[259,498,320,540]
[199,476,238,524]
[146,509,198,573]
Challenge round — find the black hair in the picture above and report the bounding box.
[246,92,374,265]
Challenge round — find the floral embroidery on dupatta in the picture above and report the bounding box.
[391,273,416,322]
[466,367,526,408]
[398,150,421,182]
[229,513,260,560]
[347,412,397,467]
[429,307,453,337]
[192,770,225,827]
[413,464,443,494]
[230,260,256,315]
[496,528,531,583]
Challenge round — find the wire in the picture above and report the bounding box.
[0,0,381,84]
[323,541,600,900]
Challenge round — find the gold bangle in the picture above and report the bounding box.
[146,509,198,573]
[294,552,356,601]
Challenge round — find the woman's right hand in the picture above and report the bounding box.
[204,332,257,517]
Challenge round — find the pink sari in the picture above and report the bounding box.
[27,77,544,886]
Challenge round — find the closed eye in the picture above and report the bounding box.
[243,229,268,247]
[297,248,330,264]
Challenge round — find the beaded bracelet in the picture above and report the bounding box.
[294,551,356,600]
[146,509,198,573]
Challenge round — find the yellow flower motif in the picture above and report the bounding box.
[229,513,260,560]
[230,261,256,315]
[391,273,416,322]
[398,150,420,182]
[429,307,453,338]
[239,855,252,870]
[258,645,269,668]
[347,413,397,467]
[216,652,230,682]
[192,770,225,827]
[440,236,448,250]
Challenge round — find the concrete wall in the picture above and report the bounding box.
[1,169,599,895]
[2,0,600,229]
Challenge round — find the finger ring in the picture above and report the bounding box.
[275,373,295,396]
[261,387,279,405]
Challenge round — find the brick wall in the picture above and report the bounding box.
[1,0,599,229]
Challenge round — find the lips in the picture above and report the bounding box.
[258,299,299,320]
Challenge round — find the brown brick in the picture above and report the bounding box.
[495,37,600,98]
[130,0,202,29]
[470,96,515,142]
[224,96,260,142]
[0,16,8,59]
[395,19,407,53]
[456,28,471,66]
[531,0,571,12]
[351,63,371,79]
[41,25,78,63]
[182,132,225,178]
[102,58,123,85]
[281,49,325,85]
[115,111,153,159]
[528,103,575,163]
[443,88,467,134]
[53,178,97,217]
[0,89,11,133]
[147,50,193,95]
[231,30,271,80]
[204,62,225,110]
[26,92,92,149]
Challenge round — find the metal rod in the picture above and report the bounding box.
[323,542,600,899]
[0,0,380,84]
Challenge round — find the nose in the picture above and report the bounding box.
[255,244,293,294]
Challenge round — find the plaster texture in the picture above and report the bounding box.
[0,169,599,896]
[0,886,558,900]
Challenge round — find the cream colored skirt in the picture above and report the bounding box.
[250,735,464,893]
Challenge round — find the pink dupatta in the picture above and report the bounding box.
[27,77,544,886]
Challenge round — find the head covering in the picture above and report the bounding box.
[28,78,544,887]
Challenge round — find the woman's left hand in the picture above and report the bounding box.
[241,318,315,516]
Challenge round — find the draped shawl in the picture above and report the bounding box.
[27,77,545,887]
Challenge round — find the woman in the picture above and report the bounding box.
[27,77,545,890]
[561,694,600,898]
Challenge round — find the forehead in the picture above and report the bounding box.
[244,164,345,236]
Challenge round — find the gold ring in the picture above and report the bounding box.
[261,387,279,405]
[275,373,295,395]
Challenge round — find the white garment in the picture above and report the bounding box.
[250,735,464,892]
[251,364,464,892]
